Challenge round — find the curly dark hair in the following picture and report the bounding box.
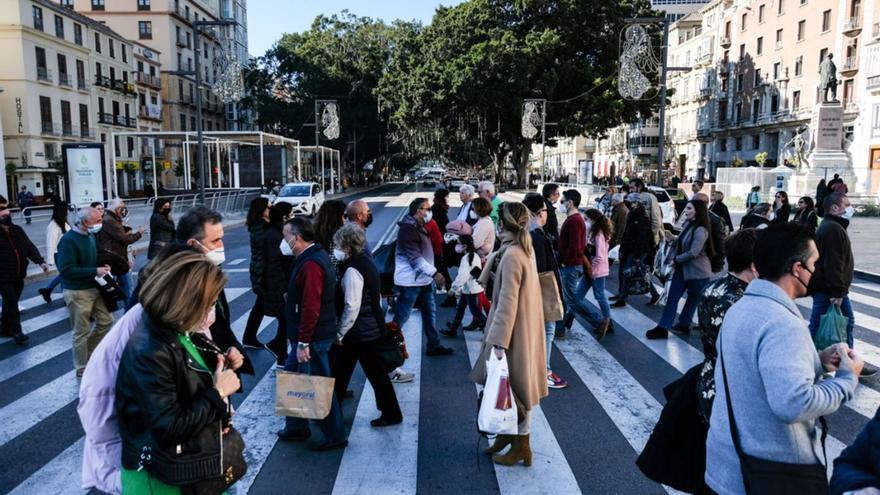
[314,199,347,249]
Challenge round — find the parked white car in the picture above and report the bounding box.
[273,182,325,216]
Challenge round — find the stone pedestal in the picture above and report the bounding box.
[807,101,850,174]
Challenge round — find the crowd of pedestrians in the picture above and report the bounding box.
[2,171,879,493]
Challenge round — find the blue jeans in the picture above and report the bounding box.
[618,254,659,301]
[545,321,555,371]
[658,268,709,329]
[576,275,610,327]
[560,266,590,322]
[284,338,347,442]
[394,284,439,348]
[117,272,135,311]
[45,274,63,292]
[808,292,855,348]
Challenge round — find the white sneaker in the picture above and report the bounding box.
[389,368,415,383]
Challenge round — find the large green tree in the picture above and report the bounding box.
[377,0,659,186]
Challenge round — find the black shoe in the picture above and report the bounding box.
[646,326,668,340]
[308,438,349,451]
[647,294,660,306]
[611,300,626,308]
[670,324,690,336]
[445,321,461,332]
[609,295,620,302]
[242,338,263,349]
[440,328,458,338]
[860,365,878,377]
[563,313,575,329]
[38,288,52,304]
[441,296,457,308]
[277,427,311,442]
[555,328,567,341]
[370,416,403,427]
[606,321,615,334]
[13,333,29,345]
[426,344,454,356]
[463,321,481,331]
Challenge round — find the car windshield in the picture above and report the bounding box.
[279,185,310,197]
[650,190,671,202]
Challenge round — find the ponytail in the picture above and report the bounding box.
[500,202,533,255]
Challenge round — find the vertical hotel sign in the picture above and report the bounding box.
[62,143,107,206]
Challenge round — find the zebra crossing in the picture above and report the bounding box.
[4,219,880,493]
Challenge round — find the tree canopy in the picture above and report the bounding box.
[246,0,660,186]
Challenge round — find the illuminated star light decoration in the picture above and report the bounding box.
[210,27,245,103]
[618,24,661,100]
[521,101,542,139]
[321,103,340,140]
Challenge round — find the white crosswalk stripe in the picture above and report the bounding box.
[8,437,85,495]
[0,371,78,447]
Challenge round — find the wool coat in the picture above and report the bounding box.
[471,231,548,411]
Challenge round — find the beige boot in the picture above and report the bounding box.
[484,434,515,455]
[492,434,532,467]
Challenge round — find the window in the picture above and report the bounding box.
[60,0,73,6]
[74,23,82,45]
[819,47,829,65]
[114,136,120,157]
[98,96,104,115]
[778,0,784,14]
[755,69,762,85]
[180,114,186,131]
[759,4,765,23]
[95,33,101,53]
[771,94,779,112]
[190,116,196,131]
[773,62,781,79]
[57,54,68,85]
[775,29,783,48]
[54,15,64,39]
[61,100,72,135]
[800,0,807,4]
[186,32,191,49]
[112,100,120,118]
[137,0,150,10]
[76,59,85,88]
[752,135,761,149]
[35,46,48,81]
[741,13,748,30]
[737,73,744,91]
[32,6,43,31]
[756,37,763,55]
[735,136,743,150]
[739,44,746,60]
[122,45,127,63]
[127,137,134,155]
[39,96,52,127]
[138,21,152,39]
[91,0,105,10]
[792,90,801,110]
[821,10,831,32]
[724,21,731,38]
[95,61,102,77]
[795,56,803,76]
[109,67,115,82]
[79,103,89,133]
[185,5,190,20]
[109,38,115,59]
[720,139,728,151]
[797,20,805,40]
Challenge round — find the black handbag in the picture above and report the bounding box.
[190,426,247,495]
[718,338,829,494]
[374,331,405,373]
[95,273,125,312]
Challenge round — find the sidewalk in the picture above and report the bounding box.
[22,185,382,284]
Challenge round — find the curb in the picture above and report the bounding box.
[855,269,880,284]
[23,218,247,284]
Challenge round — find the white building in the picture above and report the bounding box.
[528,135,596,183]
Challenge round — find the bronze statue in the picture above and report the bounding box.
[818,53,838,103]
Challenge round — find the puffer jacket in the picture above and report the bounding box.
[394,215,437,287]
[147,213,175,260]
[262,225,293,318]
[115,315,230,484]
[248,223,267,294]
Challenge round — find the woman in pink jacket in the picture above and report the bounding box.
[575,209,614,340]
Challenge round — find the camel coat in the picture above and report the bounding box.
[471,232,548,411]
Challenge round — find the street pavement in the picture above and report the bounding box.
[3,182,880,494]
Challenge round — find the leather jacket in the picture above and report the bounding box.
[115,315,230,484]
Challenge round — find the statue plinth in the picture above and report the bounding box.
[806,102,850,171]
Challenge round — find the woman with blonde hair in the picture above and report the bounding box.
[471,201,548,467]
[116,251,245,493]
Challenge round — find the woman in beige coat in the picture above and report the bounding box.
[471,201,548,467]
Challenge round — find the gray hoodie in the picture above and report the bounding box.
[705,279,858,494]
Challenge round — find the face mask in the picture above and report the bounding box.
[204,247,225,266]
[332,248,347,261]
[424,210,433,223]
[88,223,103,234]
[365,213,373,228]
[793,262,814,297]
[0,216,11,226]
[279,238,294,257]
[162,207,171,214]
[559,202,568,215]
[842,206,855,220]
[120,208,129,218]
[469,210,478,220]
[198,305,217,331]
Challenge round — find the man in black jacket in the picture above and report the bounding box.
[0,195,48,344]
[709,191,734,232]
[807,193,872,375]
[541,183,561,244]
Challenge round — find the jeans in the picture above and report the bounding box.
[284,338,347,442]
[393,284,439,348]
[575,275,611,327]
[808,292,855,348]
[0,280,24,336]
[560,266,589,321]
[116,272,135,311]
[63,288,114,373]
[545,321,555,371]
[45,274,63,292]
[658,268,709,330]
[618,254,660,301]
[450,293,486,329]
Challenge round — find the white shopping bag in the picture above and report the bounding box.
[477,350,518,436]
[608,245,620,262]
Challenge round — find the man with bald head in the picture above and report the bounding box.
[346,199,374,259]
[57,206,115,377]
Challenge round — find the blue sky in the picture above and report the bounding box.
[247,0,464,57]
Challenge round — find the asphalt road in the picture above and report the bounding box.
[3,181,880,494]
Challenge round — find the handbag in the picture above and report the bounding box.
[813,305,848,351]
[477,350,518,435]
[623,261,651,295]
[538,271,563,322]
[374,323,406,373]
[97,248,130,276]
[190,427,247,495]
[718,338,829,494]
[95,274,125,312]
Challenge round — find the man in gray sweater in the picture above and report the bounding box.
[705,223,863,494]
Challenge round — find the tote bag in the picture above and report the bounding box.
[275,371,335,419]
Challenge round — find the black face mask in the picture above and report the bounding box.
[365,212,373,228]
[0,216,11,226]
[161,207,171,214]
[793,262,814,297]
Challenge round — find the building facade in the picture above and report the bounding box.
[528,135,596,183]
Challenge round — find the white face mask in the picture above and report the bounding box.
[559,202,568,214]
[584,220,592,232]
[204,247,225,266]
[424,210,433,223]
[279,238,294,257]
[332,248,347,261]
[842,205,855,219]
[469,210,478,220]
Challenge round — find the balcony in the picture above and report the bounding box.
[868,74,880,92]
[841,56,859,77]
[94,74,112,88]
[845,100,859,114]
[114,114,127,127]
[697,128,712,139]
[699,87,713,99]
[139,104,162,121]
[41,122,60,136]
[720,36,731,48]
[135,72,162,89]
[58,73,72,87]
[77,78,89,92]
[98,112,114,125]
[36,67,53,83]
[697,50,713,64]
[111,79,137,96]
[874,22,880,39]
[80,126,95,139]
[843,17,861,36]
[62,123,74,136]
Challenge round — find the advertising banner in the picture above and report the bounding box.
[62,143,107,207]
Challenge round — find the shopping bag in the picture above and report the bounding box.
[608,245,620,262]
[477,351,518,435]
[275,371,335,419]
[814,304,849,351]
[624,261,651,295]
